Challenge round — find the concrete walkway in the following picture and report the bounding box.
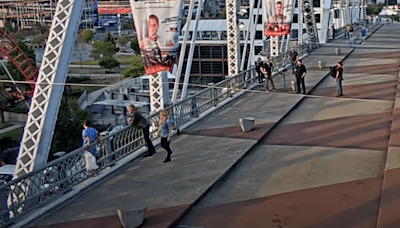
[179,24,400,228]
[30,25,387,228]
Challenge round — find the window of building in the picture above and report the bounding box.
[201,61,212,74]
[334,9,340,18]
[291,29,299,39]
[223,61,228,75]
[191,62,200,73]
[315,14,321,23]
[253,15,263,24]
[212,62,223,74]
[223,46,228,58]
[293,14,298,23]
[212,46,223,58]
[255,31,263,39]
[255,46,263,55]
[200,46,211,58]
[254,0,259,8]
[295,0,298,7]
[313,0,320,7]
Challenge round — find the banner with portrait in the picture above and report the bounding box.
[130,0,183,75]
[263,0,293,37]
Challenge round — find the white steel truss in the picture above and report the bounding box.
[341,0,347,27]
[149,71,169,112]
[226,0,240,76]
[270,37,279,57]
[298,0,304,45]
[14,0,86,178]
[302,0,319,46]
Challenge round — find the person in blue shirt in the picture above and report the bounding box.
[82,120,101,175]
[159,110,174,163]
[360,27,366,44]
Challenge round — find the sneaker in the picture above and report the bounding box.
[163,157,171,163]
[266,89,270,92]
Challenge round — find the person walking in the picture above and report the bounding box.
[260,57,277,92]
[256,57,264,86]
[294,60,307,94]
[82,120,101,176]
[288,48,299,74]
[126,104,156,157]
[335,62,344,96]
[360,27,366,44]
[159,110,174,163]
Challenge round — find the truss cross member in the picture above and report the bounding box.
[14,0,86,178]
[226,0,240,77]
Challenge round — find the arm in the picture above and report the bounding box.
[85,136,91,149]
[96,134,101,144]
[302,67,307,78]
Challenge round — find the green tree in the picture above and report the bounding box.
[50,101,92,155]
[91,41,116,61]
[118,36,128,48]
[104,32,116,45]
[81,29,94,43]
[122,55,144,78]
[367,4,382,16]
[221,7,226,19]
[130,36,140,53]
[32,33,46,46]
[390,14,399,22]
[99,57,120,71]
[120,18,133,30]
[5,40,36,81]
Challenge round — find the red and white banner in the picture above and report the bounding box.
[263,0,293,37]
[130,0,183,75]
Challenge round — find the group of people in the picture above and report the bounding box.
[256,57,277,92]
[82,104,175,175]
[255,47,344,96]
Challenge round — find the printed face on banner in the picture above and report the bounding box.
[130,0,182,75]
[263,0,293,37]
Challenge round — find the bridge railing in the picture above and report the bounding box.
[0,43,308,227]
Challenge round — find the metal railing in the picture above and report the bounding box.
[0,43,309,227]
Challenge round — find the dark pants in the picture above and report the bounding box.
[161,137,173,159]
[264,73,275,90]
[143,124,156,155]
[336,78,343,95]
[296,76,306,93]
[291,62,296,74]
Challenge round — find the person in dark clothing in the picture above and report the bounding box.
[256,57,264,85]
[335,62,344,96]
[288,48,299,74]
[294,60,307,94]
[126,104,156,157]
[260,57,276,92]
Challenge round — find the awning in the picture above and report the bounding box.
[98,7,132,14]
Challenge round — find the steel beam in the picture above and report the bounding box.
[172,0,196,103]
[181,0,202,100]
[320,0,333,43]
[226,0,240,76]
[14,0,85,178]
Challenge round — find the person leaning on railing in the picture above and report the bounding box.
[126,104,156,157]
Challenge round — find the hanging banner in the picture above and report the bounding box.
[263,0,293,37]
[130,0,183,75]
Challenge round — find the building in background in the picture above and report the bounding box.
[178,0,343,85]
[0,0,98,30]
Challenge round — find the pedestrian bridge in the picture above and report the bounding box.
[4,23,400,228]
